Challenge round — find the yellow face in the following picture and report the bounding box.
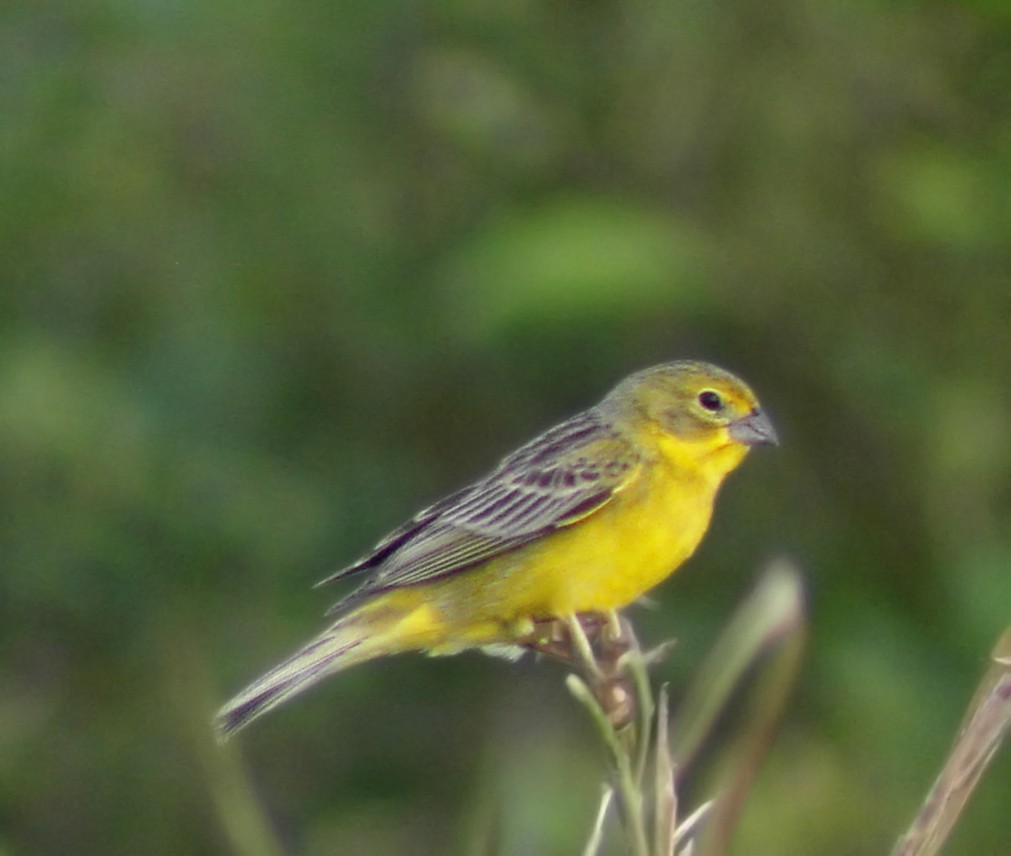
[609,361,778,449]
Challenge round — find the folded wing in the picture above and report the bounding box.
[321,408,639,611]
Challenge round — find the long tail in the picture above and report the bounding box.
[215,605,399,741]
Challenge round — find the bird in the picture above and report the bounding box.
[215,360,777,739]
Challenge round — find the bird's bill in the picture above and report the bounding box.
[729,409,779,446]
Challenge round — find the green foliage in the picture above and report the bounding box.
[2,0,1011,853]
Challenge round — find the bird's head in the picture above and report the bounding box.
[605,360,777,474]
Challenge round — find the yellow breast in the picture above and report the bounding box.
[524,453,716,615]
[409,429,748,645]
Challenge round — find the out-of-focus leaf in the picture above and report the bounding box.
[440,197,713,336]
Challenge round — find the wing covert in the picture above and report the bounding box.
[321,409,639,607]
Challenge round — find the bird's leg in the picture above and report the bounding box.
[522,613,639,729]
[520,616,570,661]
[586,612,638,730]
[521,614,600,662]
[522,614,624,670]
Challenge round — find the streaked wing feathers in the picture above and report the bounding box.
[322,408,639,608]
[316,486,473,586]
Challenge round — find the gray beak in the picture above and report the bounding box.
[729,409,779,447]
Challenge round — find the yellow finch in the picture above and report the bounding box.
[216,361,776,739]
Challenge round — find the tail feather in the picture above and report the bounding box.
[215,622,376,741]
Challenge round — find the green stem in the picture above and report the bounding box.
[568,674,650,856]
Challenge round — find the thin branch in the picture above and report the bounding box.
[582,787,615,856]
[565,561,805,856]
[892,627,1011,856]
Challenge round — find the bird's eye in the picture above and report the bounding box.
[698,389,723,412]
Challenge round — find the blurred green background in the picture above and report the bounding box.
[3,0,1010,853]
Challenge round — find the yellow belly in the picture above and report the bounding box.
[502,457,715,615]
[397,454,719,648]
